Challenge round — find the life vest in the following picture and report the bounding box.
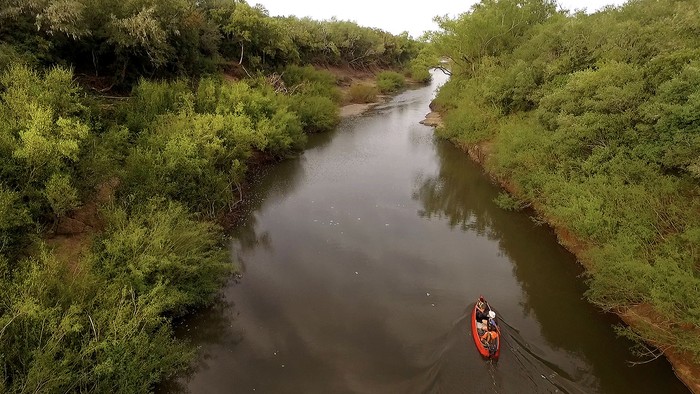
[481,330,499,342]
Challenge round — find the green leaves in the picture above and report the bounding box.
[435,0,700,359]
[107,6,169,67]
[14,108,89,171]
[376,71,405,94]
[96,199,232,315]
[433,0,558,76]
[44,173,80,217]
[35,0,89,39]
[0,244,196,393]
[2,65,89,171]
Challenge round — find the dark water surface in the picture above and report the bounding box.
[168,72,688,393]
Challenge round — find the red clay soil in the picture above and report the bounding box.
[422,110,700,393]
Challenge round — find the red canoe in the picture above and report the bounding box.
[471,302,501,359]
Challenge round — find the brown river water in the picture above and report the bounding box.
[165,71,689,393]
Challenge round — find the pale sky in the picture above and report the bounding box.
[255,0,628,38]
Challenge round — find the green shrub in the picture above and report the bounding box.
[409,66,432,83]
[376,71,405,93]
[286,94,339,133]
[255,107,306,157]
[123,112,257,212]
[347,83,378,103]
[281,65,341,102]
[124,79,194,132]
[95,199,233,315]
[407,46,437,84]
[0,243,196,393]
[493,192,527,211]
[44,173,80,217]
[438,98,499,144]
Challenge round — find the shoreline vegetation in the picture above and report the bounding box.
[426,0,700,391]
[0,0,432,391]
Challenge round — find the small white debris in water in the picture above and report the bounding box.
[313,219,318,222]
[357,217,361,220]
[541,375,546,379]
[431,303,435,307]
[274,351,277,356]
[355,271,359,275]
[426,292,430,296]
[282,364,285,368]
[331,206,334,209]
[385,223,389,226]
[341,232,344,234]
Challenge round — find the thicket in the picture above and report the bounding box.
[0,63,346,391]
[0,0,425,87]
[432,0,700,360]
[376,71,406,93]
[348,83,379,104]
[0,0,422,391]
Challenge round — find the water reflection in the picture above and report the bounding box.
[413,141,496,236]
[411,128,688,393]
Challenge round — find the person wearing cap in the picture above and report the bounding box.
[476,296,489,322]
[487,310,497,330]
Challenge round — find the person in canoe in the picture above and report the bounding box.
[476,296,489,322]
[487,310,497,330]
[480,325,500,355]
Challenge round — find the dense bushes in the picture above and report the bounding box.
[0,199,229,392]
[347,83,379,103]
[376,71,405,93]
[0,64,90,255]
[279,65,340,132]
[117,72,344,213]
[286,95,339,133]
[433,0,700,359]
[0,0,424,389]
[280,65,341,102]
[406,46,437,83]
[0,59,345,392]
[95,199,232,316]
[0,0,422,86]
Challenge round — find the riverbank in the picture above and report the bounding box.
[421,109,700,393]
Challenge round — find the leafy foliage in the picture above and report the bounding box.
[0,0,422,86]
[433,0,700,359]
[0,1,425,391]
[348,83,379,104]
[376,71,405,93]
[95,199,232,316]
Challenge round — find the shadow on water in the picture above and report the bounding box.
[161,297,244,394]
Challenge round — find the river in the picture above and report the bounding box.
[166,71,689,393]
